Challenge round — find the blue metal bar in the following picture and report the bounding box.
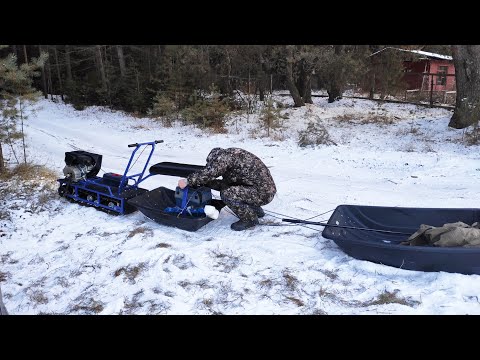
[118,140,162,194]
[82,178,115,196]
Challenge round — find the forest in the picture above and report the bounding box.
[3,44,480,171]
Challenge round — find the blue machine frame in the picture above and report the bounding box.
[57,140,163,214]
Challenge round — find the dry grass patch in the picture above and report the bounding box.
[54,276,70,288]
[177,279,213,291]
[298,122,336,147]
[211,281,246,310]
[155,242,172,249]
[114,262,148,284]
[258,278,274,290]
[209,248,242,273]
[131,124,151,131]
[172,254,194,270]
[310,309,328,315]
[0,210,11,221]
[319,270,338,280]
[1,163,58,182]
[359,114,396,125]
[178,280,192,288]
[464,127,480,146]
[286,296,304,307]
[255,269,304,304]
[27,289,49,305]
[127,226,153,239]
[146,300,171,314]
[282,269,300,292]
[362,289,420,307]
[0,271,11,282]
[71,298,105,314]
[396,125,421,136]
[122,291,144,314]
[318,286,339,301]
[1,164,58,214]
[332,113,357,123]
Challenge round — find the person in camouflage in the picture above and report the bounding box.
[178,147,277,231]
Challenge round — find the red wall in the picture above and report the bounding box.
[429,59,455,91]
[403,60,429,90]
[402,59,455,91]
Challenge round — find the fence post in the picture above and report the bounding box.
[430,75,434,107]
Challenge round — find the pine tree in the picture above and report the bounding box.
[0,49,47,172]
[259,97,284,137]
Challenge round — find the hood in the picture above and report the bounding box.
[206,147,223,163]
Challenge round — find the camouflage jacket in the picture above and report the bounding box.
[186,147,277,195]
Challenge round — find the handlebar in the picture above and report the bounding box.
[128,140,164,147]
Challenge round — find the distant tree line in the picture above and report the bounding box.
[1,44,479,173]
[0,45,416,112]
[0,45,456,113]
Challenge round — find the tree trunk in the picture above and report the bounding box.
[285,47,304,107]
[53,46,64,101]
[116,45,126,77]
[46,48,53,98]
[65,45,73,82]
[449,45,480,129]
[103,46,112,105]
[259,72,265,102]
[147,46,152,79]
[0,142,5,174]
[95,45,107,89]
[298,60,313,104]
[23,45,28,64]
[327,45,345,103]
[20,100,27,164]
[12,45,18,59]
[38,45,48,99]
[0,285,7,315]
[303,75,313,104]
[225,47,233,96]
[327,86,342,103]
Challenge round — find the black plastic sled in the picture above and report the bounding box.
[149,162,205,178]
[322,205,480,275]
[128,187,226,232]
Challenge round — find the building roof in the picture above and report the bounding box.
[370,47,453,61]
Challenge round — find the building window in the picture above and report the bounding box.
[437,66,448,85]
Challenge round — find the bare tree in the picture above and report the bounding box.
[65,45,73,82]
[0,285,7,315]
[449,45,480,129]
[95,45,108,89]
[117,45,126,77]
[38,45,48,99]
[0,139,4,173]
[53,46,64,100]
[285,46,305,107]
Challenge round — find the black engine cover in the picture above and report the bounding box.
[64,151,103,178]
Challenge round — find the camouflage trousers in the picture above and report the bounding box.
[221,185,275,222]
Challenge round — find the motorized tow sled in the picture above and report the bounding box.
[57,140,225,231]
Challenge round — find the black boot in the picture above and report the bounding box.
[231,218,259,231]
[255,207,265,218]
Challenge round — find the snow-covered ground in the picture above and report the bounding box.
[2,95,480,315]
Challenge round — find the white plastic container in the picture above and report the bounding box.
[204,205,219,220]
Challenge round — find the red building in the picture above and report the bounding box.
[370,47,455,92]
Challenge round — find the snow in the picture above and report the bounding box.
[370,47,453,61]
[2,95,480,315]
